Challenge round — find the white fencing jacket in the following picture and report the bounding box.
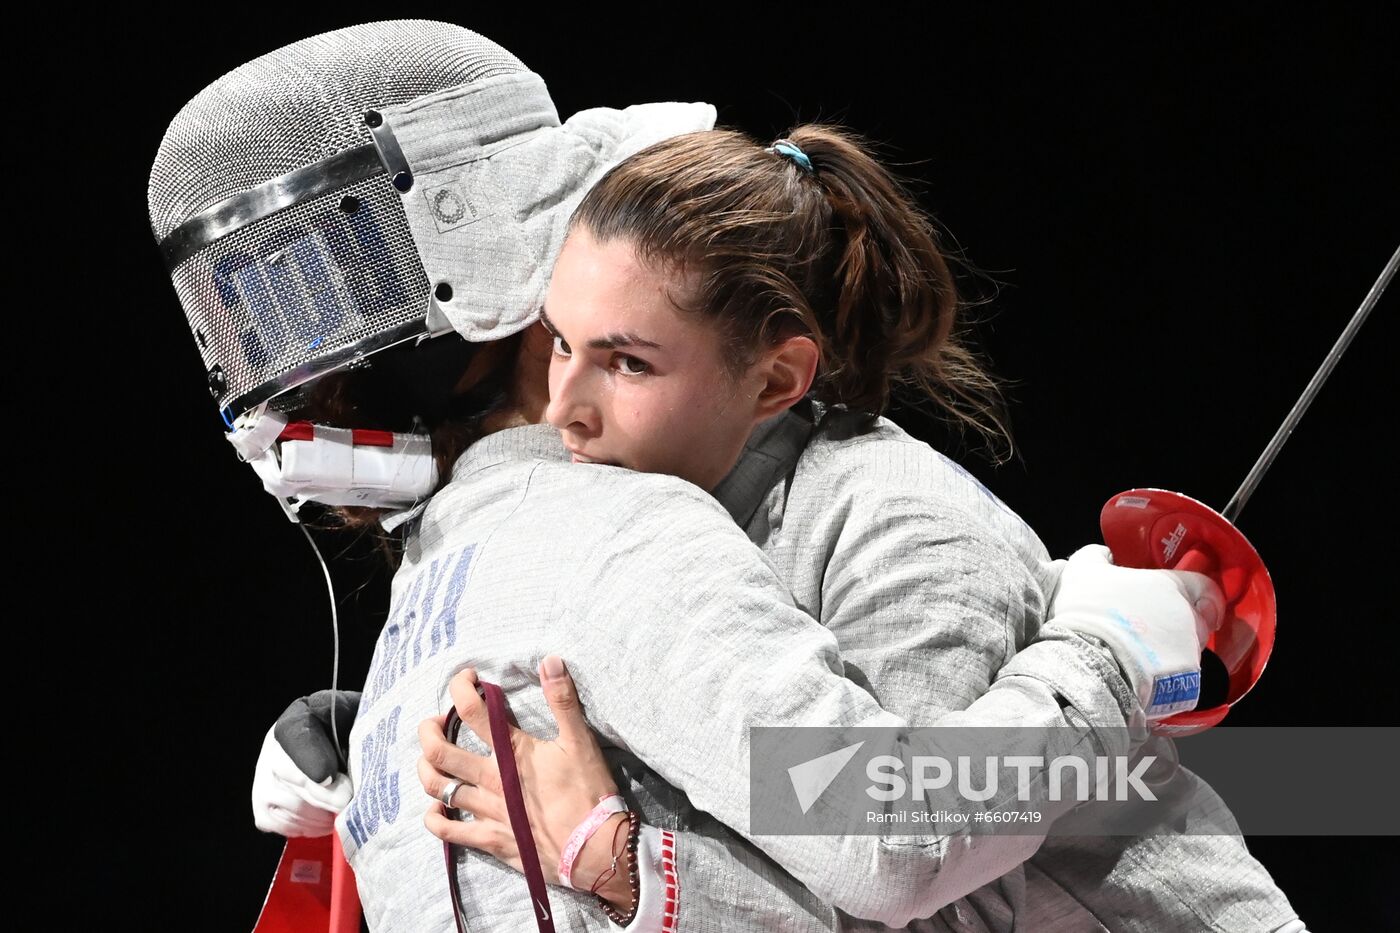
[339,406,1297,932]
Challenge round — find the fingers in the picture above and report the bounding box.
[415,754,506,822]
[417,717,500,793]
[296,772,354,812]
[258,727,352,809]
[255,800,337,837]
[447,668,493,750]
[424,804,521,870]
[304,689,363,739]
[1067,543,1113,566]
[1167,569,1227,636]
[538,655,591,748]
[1074,543,1227,640]
[274,696,345,783]
[252,774,338,837]
[264,726,320,783]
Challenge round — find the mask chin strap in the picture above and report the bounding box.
[226,405,438,523]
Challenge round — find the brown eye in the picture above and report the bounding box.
[617,356,650,376]
[552,335,572,357]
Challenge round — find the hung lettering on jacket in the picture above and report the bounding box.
[362,545,476,708]
[343,706,402,848]
[346,544,476,849]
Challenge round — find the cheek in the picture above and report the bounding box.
[700,369,761,446]
[609,384,682,447]
[661,374,732,440]
[618,392,670,436]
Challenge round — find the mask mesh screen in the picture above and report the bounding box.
[149,20,527,412]
[169,176,430,413]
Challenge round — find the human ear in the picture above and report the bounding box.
[751,335,819,422]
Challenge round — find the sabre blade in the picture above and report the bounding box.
[1222,244,1399,524]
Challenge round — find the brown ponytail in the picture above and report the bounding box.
[572,125,1012,460]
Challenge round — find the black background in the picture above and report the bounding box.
[78,6,1396,929]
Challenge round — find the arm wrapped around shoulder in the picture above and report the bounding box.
[548,483,1146,925]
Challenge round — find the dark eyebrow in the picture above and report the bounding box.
[539,305,663,351]
[587,332,663,351]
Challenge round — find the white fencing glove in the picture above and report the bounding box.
[252,726,353,836]
[251,689,359,837]
[1049,545,1226,720]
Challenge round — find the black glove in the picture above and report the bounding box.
[273,689,362,783]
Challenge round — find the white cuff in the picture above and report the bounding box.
[618,826,677,932]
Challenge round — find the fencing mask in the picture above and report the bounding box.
[148,20,715,516]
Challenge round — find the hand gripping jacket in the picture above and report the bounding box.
[148,20,715,517]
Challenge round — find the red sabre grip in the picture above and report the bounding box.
[1101,488,1277,737]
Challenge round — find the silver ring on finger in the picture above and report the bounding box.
[439,779,464,809]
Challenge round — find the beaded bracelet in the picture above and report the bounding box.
[596,809,641,926]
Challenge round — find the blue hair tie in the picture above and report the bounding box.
[767,139,814,174]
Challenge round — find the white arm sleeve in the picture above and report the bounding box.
[550,489,1139,927]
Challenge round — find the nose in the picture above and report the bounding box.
[545,357,602,438]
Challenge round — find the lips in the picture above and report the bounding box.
[564,445,615,466]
